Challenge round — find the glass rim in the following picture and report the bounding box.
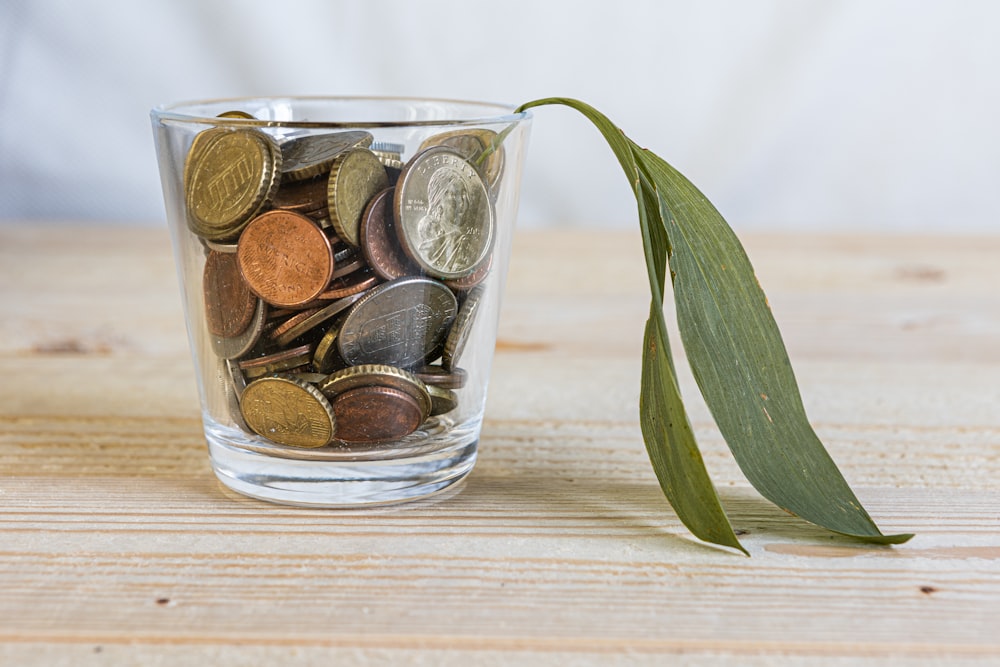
[151,94,531,129]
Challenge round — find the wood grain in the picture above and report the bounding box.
[1,225,998,665]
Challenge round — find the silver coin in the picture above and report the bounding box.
[280,131,374,182]
[222,358,250,430]
[337,276,457,368]
[211,297,267,359]
[442,284,485,372]
[394,146,494,280]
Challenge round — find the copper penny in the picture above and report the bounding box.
[271,291,366,348]
[269,307,323,342]
[316,272,380,301]
[203,250,257,337]
[238,343,313,379]
[332,385,424,443]
[237,210,334,308]
[360,187,419,281]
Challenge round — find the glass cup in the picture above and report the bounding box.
[150,97,531,506]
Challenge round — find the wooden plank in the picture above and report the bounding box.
[1,225,998,665]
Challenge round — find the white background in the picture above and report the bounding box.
[1,0,997,232]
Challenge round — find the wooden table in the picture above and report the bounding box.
[1,225,998,665]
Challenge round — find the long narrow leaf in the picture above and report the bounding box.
[636,149,911,543]
[636,174,746,554]
[519,97,745,552]
[516,97,912,548]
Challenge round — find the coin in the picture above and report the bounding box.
[418,128,504,193]
[360,187,419,281]
[426,385,459,416]
[221,359,250,430]
[443,254,491,292]
[271,290,365,348]
[394,146,494,280]
[414,365,468,389]
[203,239,239,254]
[217,110,256,120]
[280,131,373,182]
[239,344,313,379]
[315,272,380,301]
[336,276,457,368]
[318,363,432,419]
[185,128,281,241]
[237,210,334,307]
[327,148,389,247]
[240,375,336,448]
[329,254,368,280]
[211,297,268,360]
[271,175,329,214]
[331,385,424,443]
[312,320,346,374]
[203,250,257,338]
[269,307,323,342]
[442,284,485,372]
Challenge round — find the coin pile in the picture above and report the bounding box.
[183,115,503,448]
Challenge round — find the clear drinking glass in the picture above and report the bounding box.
[150,97,531,506]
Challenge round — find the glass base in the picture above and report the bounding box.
[204,419,478,507]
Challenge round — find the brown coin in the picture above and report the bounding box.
[203,250,256,337]
[360,187,419,281]
[269,307,322,342]
[237,210,334,307]
[184,128,281,241]
[318,363,432,419]
[271,175,329,214]
[271,291,365,348]
[327,148,389,247]
[238,344,313,379]
[414,365,468,389]
[332,385,424,443]
[240,375,335,448]
[316,272,380,301]
[211,297,267,360]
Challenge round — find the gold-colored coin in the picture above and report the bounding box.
[185,128,281,241]
[240,375,336,448]
[217,110,256,119]
[427,385,459,416]
[313,320,345,374]
[418,128,504,193]
[327,148,389,247]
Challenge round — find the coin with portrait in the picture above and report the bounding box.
[394,147,494,280]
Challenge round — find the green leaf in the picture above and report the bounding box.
[636,180,748,555]
[516,97,912,549]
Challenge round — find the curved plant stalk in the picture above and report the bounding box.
[516,97,913,551]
